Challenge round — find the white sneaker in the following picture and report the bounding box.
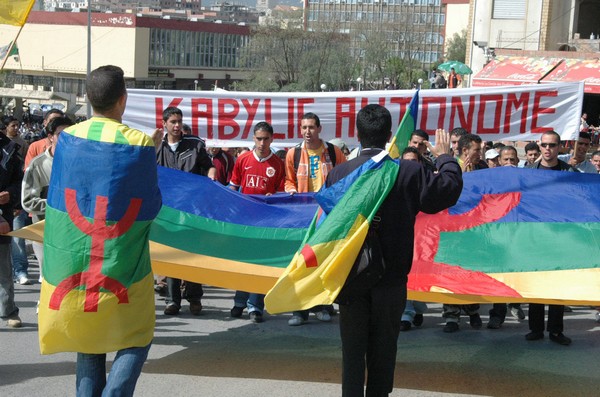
[7,314,22,328]
[596,311,600,323]
[316,310,331,322]
[288,315,307,326]
[18,275,31,285]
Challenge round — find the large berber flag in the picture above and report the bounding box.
[39,117,162,354]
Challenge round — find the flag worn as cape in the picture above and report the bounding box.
[0,0,35,26]
[39,117,162,355]
[264,151,399,313]
[264,91,420,313]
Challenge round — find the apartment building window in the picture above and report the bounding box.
[493,0,525,19]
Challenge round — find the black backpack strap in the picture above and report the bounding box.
[326,142,337,167]
[293,143,302,173]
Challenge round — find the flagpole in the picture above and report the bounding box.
[0,24,25,71]
[86,4,92,118]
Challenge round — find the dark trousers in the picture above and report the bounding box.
[165,278,203,307]
[489,303,508,322]
[489,303,522,323]
[528,304,564,334]
[339,283,406,397]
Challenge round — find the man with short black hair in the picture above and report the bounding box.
[4,116,30,286]
[229,122,285,323]
[443,133,485,333]
[155,106,215,316]
[0,116,24,328]
[408,129,435,171]
[591,150,600,173]
[327,104,462,396]
[527,131,574,171]
[523,142,540,167]
[456,133,487,172]
[284,112,346,326]
[22,116,75,287]
[525,130,574,345]
[25,109,65,168]
[450,127,468,157]
[498,146,519,167]
[558,131,596,173]
[39,65,162,394]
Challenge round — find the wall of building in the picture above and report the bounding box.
[1,11,250,97]
[2,24,140,77]
[444,0,469,57]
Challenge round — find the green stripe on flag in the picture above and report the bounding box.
[435,222,600,273]
[310,161,399,245]
[44,207,153,286]
[150,206,308,267]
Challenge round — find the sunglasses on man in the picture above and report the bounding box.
[540,143,558,148]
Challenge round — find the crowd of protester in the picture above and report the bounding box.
[1,106,598,330]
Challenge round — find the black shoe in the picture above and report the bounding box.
[164,303,180,315]
[549,332,571,346]
[525,331,544,341]
[230,306,244,318]
[487,316,502,329]
[189,301,202,316]
[443,322,459,333]
[413,313,424,327]
[399,320,412,332]
[469,313,482,329]
[154,284,167,297]
[249,311,263,323]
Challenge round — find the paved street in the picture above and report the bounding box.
[1,258,599,397]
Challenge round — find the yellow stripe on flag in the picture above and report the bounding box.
[38,274,155,355]
[265,214,370,314]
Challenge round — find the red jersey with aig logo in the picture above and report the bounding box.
[230,150,285,194]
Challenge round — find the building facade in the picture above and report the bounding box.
[1,11,250,112]
[305,0,447,67]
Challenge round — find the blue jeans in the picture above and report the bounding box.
[0,244,18,318]
[233,291,264,314]
[401,300,428,322]
[11,210,30,279]
[76,343,151,397]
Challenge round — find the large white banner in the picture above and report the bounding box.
[123,82,584,147]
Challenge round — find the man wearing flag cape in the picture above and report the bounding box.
[266,100,462,396]
[328,104,462,396]
[39,65,162,396]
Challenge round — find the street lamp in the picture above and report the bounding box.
[194,79,198,90]
[320,83,327,92]
[417,78,423,89]
[356,77,363,91]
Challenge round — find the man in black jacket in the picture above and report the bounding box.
[326,104,462,397]
[155,107,215,316]
[0,132,24,328]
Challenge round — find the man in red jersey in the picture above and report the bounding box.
[229,122,285,322]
